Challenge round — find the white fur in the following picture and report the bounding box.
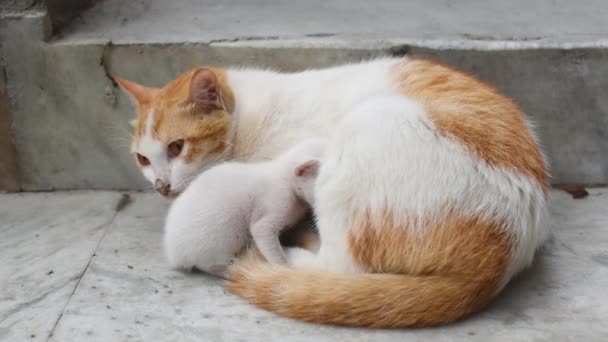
[163,139,324,276]
[288,97,546,284]
[227,59,398,160]
[149,57,546,285]
[138,109,163,184]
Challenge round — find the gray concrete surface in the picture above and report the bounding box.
[1,189,607,341]
[0,0,36,12]
[56,0,608,47]
[47,0,97,32]
[0,192,122,341]
[0,74,20,192]
[1,1,607,190]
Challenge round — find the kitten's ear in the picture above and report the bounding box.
[294,160,320,178]
[112,76,156,106]
[186,68,221,114]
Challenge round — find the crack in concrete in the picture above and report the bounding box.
[207,35,281,44]
[207,33,338,45]
[45,194,126,341]
[1,66,8,84]
[305,33,336,38]
[557,239,577,256]
[114,193,133,213]
[0,275,79,326]
[461,33,546,42]
[99,41,118,87]
[23,0,41,12]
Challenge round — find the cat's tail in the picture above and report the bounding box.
[227,249,500,328]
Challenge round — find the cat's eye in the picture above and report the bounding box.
[168,139,184,158]
[136,153,150,166]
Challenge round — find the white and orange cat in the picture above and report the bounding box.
[114,57,549,328]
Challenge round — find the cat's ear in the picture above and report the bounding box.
[294,160,320,178]
[112,76,156,106]
[186,68,221,114]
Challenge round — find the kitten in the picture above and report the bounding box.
[163,138,324,277]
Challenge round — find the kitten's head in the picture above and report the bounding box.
[114,68,235,197]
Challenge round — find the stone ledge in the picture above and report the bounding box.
[2,0,607,190]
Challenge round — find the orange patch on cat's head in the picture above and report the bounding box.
[114,68,234,157]
[113,67,235,193]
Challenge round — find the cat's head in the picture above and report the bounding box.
[114,68,235,197]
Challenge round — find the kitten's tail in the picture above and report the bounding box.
[227,249,499,328]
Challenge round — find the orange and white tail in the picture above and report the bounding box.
[227,249,502,328]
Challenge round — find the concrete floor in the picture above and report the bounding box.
[1,189,607,341]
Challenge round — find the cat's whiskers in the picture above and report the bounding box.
[107,137,133,148]
[102,119,134,149]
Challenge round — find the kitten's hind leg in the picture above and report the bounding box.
[250,216,288,264]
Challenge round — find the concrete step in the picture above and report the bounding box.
[1,0,607,191]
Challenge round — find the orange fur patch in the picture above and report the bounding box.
[394,59,549,190]
[350,210,511,276]
[349,209,511,324]
[228,209,512,328]
[118,68,235,163]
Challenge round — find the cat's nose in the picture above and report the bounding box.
[155,179,171,197]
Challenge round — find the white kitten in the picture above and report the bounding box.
[163,138,324,277]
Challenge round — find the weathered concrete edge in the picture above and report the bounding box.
[0,8,49,192]
[5,20,608,190]
[52,35,608,51]
[0,81,20,192]
[214,37,608,51]
[0,0,37,13]
[46,0,97,33]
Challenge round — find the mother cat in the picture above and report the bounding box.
[114,57,549,328]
